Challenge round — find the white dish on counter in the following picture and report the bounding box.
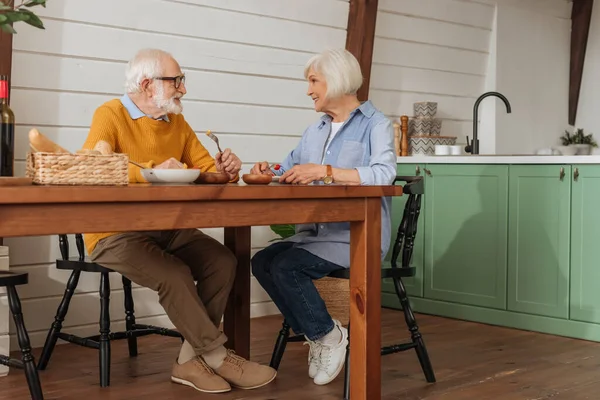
[141,168,200,183]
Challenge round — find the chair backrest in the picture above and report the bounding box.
[58,233,86,262]
[390,176,424,269]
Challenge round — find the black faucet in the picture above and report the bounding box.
[465,91,512,155]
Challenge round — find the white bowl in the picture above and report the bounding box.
[141,169,200,184]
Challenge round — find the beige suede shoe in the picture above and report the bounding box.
[213,350,277,390]
[171,357,231,393]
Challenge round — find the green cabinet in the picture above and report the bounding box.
[422,165,508,309]
[383,163,425,297]
[570,165,600,324]
[507,165,571,318]
[385,161,600,343]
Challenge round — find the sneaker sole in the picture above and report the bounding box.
[313,340,348,386]
[171,376,231,393]
[230,371,278,390]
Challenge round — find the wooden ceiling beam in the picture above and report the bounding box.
[569,0,594,126]
[345,0,379,102]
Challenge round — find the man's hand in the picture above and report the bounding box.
[215,148,242,179]
[154,157,184,169]
[279,163,326,185]
[250,161,274,175]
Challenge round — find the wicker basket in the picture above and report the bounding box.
[26,151,129,186]
[315,276,350,326]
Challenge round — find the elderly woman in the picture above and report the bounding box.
[250,48,396,386]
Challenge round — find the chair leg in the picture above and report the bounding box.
[99,272,111,387]
[343,322,350,400]
[38,270,81,370]
[394,277,436,383]
[269,320,291,370]
[7,286,44,400]
[122,276,138,357]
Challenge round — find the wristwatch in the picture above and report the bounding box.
[323,164,333,184]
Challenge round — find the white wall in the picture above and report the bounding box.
[576,3,600,137]
[370,0,572,155]
[6,0,349,349]
[489,0,571,155]
[369,0,494,145]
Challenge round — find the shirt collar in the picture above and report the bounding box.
[120,94,170,122]
[318,100,376,127]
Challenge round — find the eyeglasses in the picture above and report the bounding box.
[155,74,186,89]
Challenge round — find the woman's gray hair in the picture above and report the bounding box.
[124,48,173,93]
[303,48,363,99]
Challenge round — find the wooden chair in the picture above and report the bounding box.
[0,271,43,399]
[268,175,435,399]
[37,234,183,387]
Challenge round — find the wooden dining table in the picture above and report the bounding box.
[0,182,402,400]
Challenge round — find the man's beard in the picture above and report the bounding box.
[153,84,183,115]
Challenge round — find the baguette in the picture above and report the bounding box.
[28,128,70,153]
[93,140,113,155]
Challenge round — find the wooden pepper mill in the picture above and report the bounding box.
[400,115,409,156]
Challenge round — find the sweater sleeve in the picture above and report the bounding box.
[180,122,240,183]
[83,105,154,183]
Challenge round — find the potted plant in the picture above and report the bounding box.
[559,128,598,155]
[0,0,46,34]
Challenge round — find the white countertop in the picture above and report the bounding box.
[396,155,600,164]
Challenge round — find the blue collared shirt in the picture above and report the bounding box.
[120,94,170,122]
[275,100,396,268]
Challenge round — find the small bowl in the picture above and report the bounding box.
[242,174,273,185]
[195,172,230,184]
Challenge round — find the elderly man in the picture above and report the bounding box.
[81,48,276,393]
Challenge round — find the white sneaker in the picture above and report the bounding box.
[313,320,348,386]
[303,339,322,378]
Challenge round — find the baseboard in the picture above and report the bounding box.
[382,292,600,343]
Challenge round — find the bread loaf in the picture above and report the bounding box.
[93,140,113,155]
[28,128,70,153]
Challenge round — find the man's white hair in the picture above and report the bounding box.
[303,48,363,99]
[124,48,173,93]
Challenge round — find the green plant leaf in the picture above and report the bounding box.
[5,11,30,22]
[0,23,16,34]
[270,224,295,239]
[22,11,43,29]
[24,0,46,7]
[0,4,13,10]
[0,15,7,23]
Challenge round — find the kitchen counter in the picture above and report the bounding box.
[396,155,600,164]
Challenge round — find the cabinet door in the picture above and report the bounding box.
[570,165,600,323]
[423,164,508,309]
[507,165,571,318]
[383,163,425,298]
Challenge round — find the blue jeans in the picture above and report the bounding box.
[251,241,345,341]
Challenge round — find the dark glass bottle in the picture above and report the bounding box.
[0,75,14,177]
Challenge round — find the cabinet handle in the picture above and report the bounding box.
[574,168,579,181]
[559,167,565,181]
[415,166,421,176]
[424,168,432,177]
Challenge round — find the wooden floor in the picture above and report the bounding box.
[2,309,600,399]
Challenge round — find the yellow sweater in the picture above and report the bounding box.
[82,98,230,254]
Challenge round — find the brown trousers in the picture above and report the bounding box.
[90,229,237,355]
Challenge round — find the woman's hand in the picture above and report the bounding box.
[250,161,274,175]
[279,163,326,185]
[215,148,242,179]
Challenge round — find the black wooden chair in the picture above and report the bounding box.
[268,175,435,399]
[0,272,43,399]
[37,233,183,387]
